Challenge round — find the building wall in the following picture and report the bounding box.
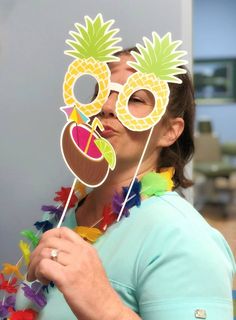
[194,0,236,141]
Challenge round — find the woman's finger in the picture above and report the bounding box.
[30,236,74,262]
[27,249,73,282]
[40,226,82,244]
[28,238,78,281]
[34,258,65,287]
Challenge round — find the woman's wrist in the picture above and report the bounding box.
[100,296,141,320]
[104,305,141,320]
[63,284,140,320]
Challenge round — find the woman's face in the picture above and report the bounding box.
[98,54,165,170]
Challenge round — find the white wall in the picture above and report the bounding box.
[0,0,192,263]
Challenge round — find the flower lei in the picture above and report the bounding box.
[0,167,174,319]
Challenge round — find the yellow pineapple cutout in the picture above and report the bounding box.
[63,14,122,117]
[116,32,188,131]
[61,14,121,187]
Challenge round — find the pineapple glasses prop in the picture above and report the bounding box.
[60,14,187,222]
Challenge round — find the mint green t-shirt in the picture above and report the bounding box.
[16,192,235,319]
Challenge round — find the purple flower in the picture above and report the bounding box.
[0,295,16,317]
[112,192,130,217]
[0,304,8,317]
[22,281,47,308]
[41,205,63,221]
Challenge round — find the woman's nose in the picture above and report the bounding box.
[99,92,117,118]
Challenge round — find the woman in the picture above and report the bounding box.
[15,51,235,320]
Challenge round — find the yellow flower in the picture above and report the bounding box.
[74,181,86,199]
[1,262,24,280]
[159,167,175,191]
[74,226,103,243]
[19,240,31,266]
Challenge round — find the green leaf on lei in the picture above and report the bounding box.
[20,230,39,248]
[141,172,170,196]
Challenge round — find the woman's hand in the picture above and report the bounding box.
[27,227,139,320]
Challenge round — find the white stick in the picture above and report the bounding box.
[117,126,155,221]
[57,178,77,228]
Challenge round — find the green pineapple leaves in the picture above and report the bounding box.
[65,14,122,62]
[65,15,188,82]
[128,32,188,83]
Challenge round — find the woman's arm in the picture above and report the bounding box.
[27,227,141,320]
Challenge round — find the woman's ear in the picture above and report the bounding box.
[157,117,184,147]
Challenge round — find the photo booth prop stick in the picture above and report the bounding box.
[56,179,77,228]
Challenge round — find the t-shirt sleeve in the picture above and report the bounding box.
[135,222,234,320]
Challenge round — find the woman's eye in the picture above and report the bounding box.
[129,96,144,103]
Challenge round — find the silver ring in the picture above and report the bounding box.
[50,248,59,262]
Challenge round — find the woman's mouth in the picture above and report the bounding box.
[99,124,117,138]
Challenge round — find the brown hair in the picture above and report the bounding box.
[115,48,196,189]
